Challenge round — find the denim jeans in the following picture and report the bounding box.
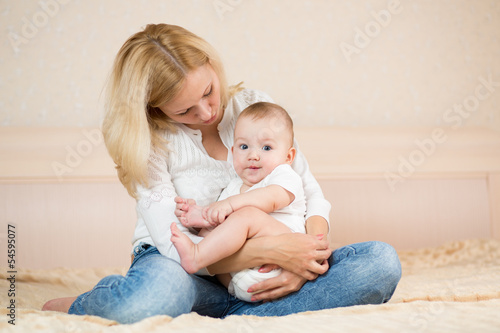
[68,241,401,324]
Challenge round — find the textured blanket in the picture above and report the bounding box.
[1,239,499,332]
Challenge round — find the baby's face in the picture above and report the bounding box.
[232,116,294,187]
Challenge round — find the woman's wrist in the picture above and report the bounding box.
[305,215,329,240]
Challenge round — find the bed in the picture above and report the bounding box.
[1,238,499,332]
[1,126,500,331]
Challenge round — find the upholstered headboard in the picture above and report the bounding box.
[1,126,499,268]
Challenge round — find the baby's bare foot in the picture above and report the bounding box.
[181,204,213,229]
[170,223,201,274]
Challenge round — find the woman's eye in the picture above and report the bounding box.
[262,145,272,151]
[203,86,213,97]
[239,144,248,150]
[176,86,212,117]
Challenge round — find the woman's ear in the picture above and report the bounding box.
[286,147,296,164]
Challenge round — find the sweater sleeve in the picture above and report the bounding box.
[291,141,332,226]
[134,148,203,261]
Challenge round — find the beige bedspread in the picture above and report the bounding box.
[1,239,499,332]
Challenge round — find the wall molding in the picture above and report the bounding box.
[2,126,500,183]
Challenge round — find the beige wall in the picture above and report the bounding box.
[1,1,500,268]
[1,0,499,130]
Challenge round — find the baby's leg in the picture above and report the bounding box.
[197,228,212,237]
[170,223,203,274]
[172,207,290,274]
[216,273,232,288]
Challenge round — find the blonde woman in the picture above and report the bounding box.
[43,24,401,324]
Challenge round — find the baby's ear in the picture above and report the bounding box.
[286,147,296,164]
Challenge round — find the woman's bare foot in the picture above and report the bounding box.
[42,296,78,313]
[170,223,201,274]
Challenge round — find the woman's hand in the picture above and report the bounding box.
[264,233,331,280]
[249,259,329,302]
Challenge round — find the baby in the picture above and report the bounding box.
[171,101,306,301]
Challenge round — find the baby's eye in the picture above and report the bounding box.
[262,145,272,151]
[239,144,248,150]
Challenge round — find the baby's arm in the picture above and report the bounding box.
[206,185,294,223]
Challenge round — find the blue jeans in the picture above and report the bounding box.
[68,241,401,324]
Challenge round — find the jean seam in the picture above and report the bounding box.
[222,296,247,318]
[344,245,356,254]
[222,294,239,317]
[74,274,122,315]
[192,275,234,318]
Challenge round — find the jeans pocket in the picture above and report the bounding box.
[131,243,154,266]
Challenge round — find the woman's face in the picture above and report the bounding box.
[159,63,222,129]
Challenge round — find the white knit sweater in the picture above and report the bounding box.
[132,89,331,264]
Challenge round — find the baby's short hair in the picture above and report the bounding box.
[238,102,294,145]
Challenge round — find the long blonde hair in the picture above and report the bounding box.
[102,24,236,198]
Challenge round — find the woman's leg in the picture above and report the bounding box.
[226,241,402,316]
[66,244,232,324]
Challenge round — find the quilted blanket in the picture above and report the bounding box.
[1,239,499,332]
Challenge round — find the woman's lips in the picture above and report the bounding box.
[204,114,217,124]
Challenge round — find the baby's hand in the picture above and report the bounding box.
[205,200,234,224]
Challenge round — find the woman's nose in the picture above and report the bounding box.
[197,101,212,121]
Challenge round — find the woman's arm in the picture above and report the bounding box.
[305,215,329,241]
[207,176,331,295]
[211,215,331,301]
[292,146,332,227]
[207,231,331,279]
[245,215,330,301]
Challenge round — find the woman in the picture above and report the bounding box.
[43,24,401,324]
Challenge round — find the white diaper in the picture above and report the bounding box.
[228,266,282,302]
